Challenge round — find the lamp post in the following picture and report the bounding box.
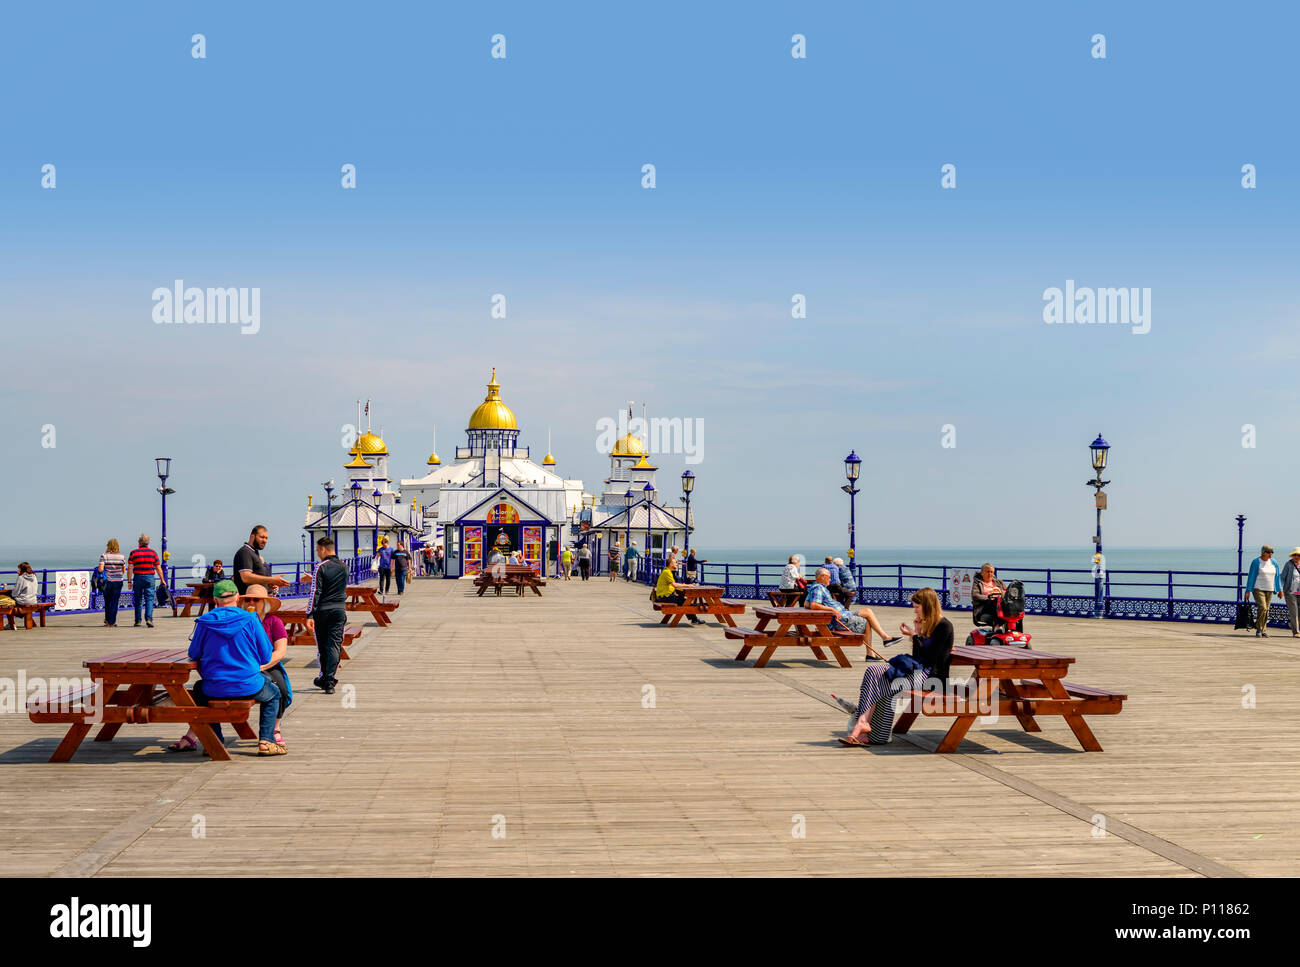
[624,489,634,580]
[1087,434,1111,619]
[1236,514,1247,597]
[372,489,382,555]
[841,451,861,562]
[301,533,307,561]
[323,479,335,547]
[681,470,695,559]
[351,481,362,562]
[643,482,656,583]
[155,458,174,590]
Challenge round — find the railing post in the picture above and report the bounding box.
[754,564,759,597]
[897,564,903,606]
[41,569,49,602]
[1168,570,1174,618]
[1046,569,1052,613]
[724,563,730,592]
[1104,569,1111,617]
[940,566,948,605]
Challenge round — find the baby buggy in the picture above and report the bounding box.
[966,579,1032,648]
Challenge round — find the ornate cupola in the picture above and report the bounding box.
[465,368,520,455]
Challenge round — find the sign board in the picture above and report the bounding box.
[55,571,91,611]
[1095,493,1108,510]
[949,568,974,608]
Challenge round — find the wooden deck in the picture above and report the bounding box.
[0,576,1295,877]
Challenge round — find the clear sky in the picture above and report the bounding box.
[2,1,1297,559]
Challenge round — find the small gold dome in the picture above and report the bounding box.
[467,368,518,430]
[344,454,371,469]
[542,453,556,466]
[427,452,441,465]
[354,432,388,455]
[632,455,657,470]
[611,433,646,457]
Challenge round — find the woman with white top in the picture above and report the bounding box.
[1246,545,1282,638]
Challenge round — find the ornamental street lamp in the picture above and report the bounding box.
[624,489,634,580]
[323,479,335,547]
[351,481,362,562]
[155,457,174,591]
[643,481,656,582]
[1236,514,1247,597]
[681,470,695,558]
[1087,434,1111,619]
[372,489,382,554]
[841,451,861,562]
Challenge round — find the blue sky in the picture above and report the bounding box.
[2,1,1298,560]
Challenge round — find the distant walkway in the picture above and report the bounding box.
[0,575,1292,876]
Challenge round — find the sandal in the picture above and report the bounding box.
[838,736,870,747]
[167,735,199,752]
[258,740,288,756]
[273,729,285,746]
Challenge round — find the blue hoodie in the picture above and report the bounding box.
[1246,557,1283,595]
[188,606,272,697]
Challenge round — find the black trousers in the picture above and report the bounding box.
[378,567,392,593]
[314,609,347,682]
[579,559,590,580]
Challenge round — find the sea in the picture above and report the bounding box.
[3,543,1258,602]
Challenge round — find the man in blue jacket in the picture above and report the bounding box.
[187,579,285,755]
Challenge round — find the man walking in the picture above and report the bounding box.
[392,541,411,594]
[1246,545,1282,638]
[126,534,166,628]
[307,536,349,694]
[1281,548,1300,639]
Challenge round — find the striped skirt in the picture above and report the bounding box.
[852,663,928,745]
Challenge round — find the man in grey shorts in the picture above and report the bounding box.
[804,567,901,656]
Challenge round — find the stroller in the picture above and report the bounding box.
[966,580,1032,648]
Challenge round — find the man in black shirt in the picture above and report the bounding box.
[307,536,349,694]
[234,525,290,596]
[391,542,411,595]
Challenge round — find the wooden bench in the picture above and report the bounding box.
[3,603,54,630]
[725,608,868,667]
[285,623,360,662]
[171,594,205,618]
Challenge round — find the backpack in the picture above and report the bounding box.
[1000,581,1026,621]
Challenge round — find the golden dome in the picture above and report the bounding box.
[344,454,371,469]
[467,368,518,430]
[611,433,646,457]
[353,432,388,455]
[426,452,441,465]
[542,453,556,466]
[632,454,657,470]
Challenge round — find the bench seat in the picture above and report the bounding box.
[286,624,359,661]
[722,627,768,640]
[4,603,54,630]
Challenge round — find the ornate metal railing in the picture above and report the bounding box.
[1,556,373,617]
[628,558,1284,627]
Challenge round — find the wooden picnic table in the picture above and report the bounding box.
[766,589,804,607]
[892,644,1127,753]
[473,566,544,597]
[273,605,359,662]
[654,584,743,627]
[345,585,399,623]
[725,605,869,668]
[26,648,259,762]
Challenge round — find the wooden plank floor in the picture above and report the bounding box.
[0,576,1294,877]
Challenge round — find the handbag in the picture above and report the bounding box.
[370,558,380,574]
[155,582,171,607]
[91,569,104,593]
[1234,594,1254,630]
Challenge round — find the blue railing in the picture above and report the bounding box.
[627,559,1284,627]
[0,556,373,617]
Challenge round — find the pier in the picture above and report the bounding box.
[1,577,1294,877]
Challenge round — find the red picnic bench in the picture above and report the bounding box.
[2,603,55,630]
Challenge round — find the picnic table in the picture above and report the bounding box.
[724,605,871,668]
[653,585,744,627]
[274,605,360,662]
[766,589,804,607]
[346,585,399,624]
[2,603,54,630]
[26,648,258,762]
[893,644,1127,753]
[473,566,544,597]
